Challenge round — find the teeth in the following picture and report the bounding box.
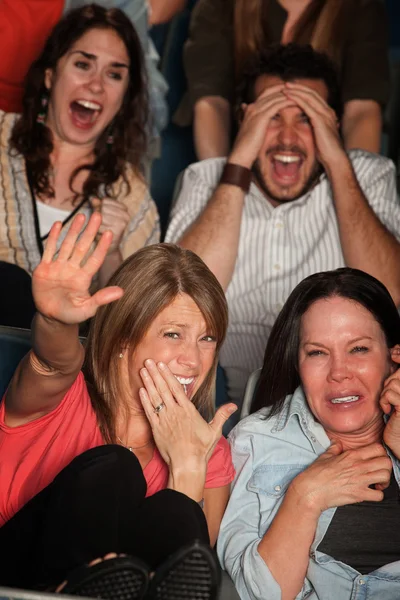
[273,154,301,163]
[76,100,102,111]
[331,395,360,404]
[174,376,194,385]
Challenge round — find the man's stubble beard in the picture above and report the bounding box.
[252,158,324,205]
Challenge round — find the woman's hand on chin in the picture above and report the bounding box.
[32,212,124,325]
[381,346,400,459]
[138,359,236,501]
[288,441,392,516]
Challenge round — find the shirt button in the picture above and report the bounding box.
[274,485,281,492]
[310,552,315,560]
[311,436,317,442]
[275,221,283,229]
[274,264,281,271]
[359,579,365,585]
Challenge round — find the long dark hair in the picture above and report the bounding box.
[251,268,400,415]
[10,3,148,202]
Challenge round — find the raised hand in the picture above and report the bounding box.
[139,359,237,498]
[32,213,124,325]
[289,441,392,516]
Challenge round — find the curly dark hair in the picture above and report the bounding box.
[236,43,343,122]
[10,3,148,202]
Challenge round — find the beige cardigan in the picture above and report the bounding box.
[0,110,160,276]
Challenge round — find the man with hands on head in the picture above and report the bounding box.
[166,43,400,409]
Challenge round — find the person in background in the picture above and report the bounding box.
[0,4,159,327]
[176,0,390,159]
[218,267,400,600]
[166,44,400,412]
[0,213,236,598]
[148,0,188,25]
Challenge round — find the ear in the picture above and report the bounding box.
[44,68,53,90]
[389,344,400,372]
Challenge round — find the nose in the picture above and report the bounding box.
[327,355,352,383]
[177,341,201,371]
[277,121,298,147]
[87,72,104,94]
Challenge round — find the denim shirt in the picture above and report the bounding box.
[217,387,400,600]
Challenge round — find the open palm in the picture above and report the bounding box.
[32,213,124,325]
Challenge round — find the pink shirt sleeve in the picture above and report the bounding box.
[205,436,235,488]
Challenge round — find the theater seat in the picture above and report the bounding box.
[0,325,31,398]
[240,368,262,420]
[0,587,83,600]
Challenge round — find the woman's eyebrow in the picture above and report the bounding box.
[70,50,129,69]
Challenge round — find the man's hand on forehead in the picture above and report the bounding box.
[282,82,344,169]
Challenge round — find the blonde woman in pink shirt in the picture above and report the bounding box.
[0,212,236,600]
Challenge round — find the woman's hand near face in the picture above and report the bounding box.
[381,346,400,459]
[288,441,392,516]
[33,212,124,324]
[139,359,237,501]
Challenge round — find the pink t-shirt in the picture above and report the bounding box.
[0,372,235,526]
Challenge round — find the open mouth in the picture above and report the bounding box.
[270,153,304,185]
[330,395,361,405]
[174,375,196,398]
[69,99,102,130]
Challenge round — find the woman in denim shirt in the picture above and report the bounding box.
[218,267,400,600]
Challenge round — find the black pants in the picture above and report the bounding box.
[0,445,209,590]
[0,261,35,328]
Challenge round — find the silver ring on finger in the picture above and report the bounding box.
[153,402,166,414]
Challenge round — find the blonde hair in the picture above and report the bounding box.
[84,243,228,443]
[234,0,348,77]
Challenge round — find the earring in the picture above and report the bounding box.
[119,353,124,359]
[106,122,114,149]
[107,132,114,148]
[36,94,48,125]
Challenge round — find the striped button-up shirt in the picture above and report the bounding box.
[165,150,400,406]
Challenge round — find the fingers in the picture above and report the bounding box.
[90,285,124,309]
[323,439,343,457]
[380,366,400,414]
[82,229,114,276]
[283,86,337,129]
[209,403,237,434]
[54,213,88,262]
[68,212,103,266]
[351,442,388,461]
[140,360,176,410]
[41,221,63,263]
[139,386,160,428]
[284,82,336,116]
[390,345,400,364]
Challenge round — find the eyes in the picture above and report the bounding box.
[270,111,311,125]
[163,331,216,343]
[74,60,124,82]
[306,345,370,357]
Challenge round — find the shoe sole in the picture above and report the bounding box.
[149,541,220,600]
